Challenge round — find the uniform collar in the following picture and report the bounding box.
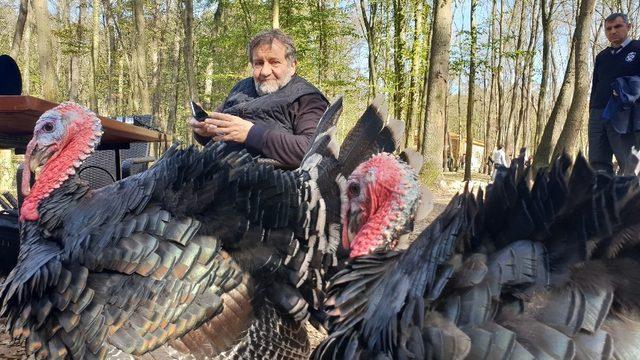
[611,38,632,54]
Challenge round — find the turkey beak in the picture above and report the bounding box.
[342,210,363,250]
[21,138,37,197]
[21,139,53,197]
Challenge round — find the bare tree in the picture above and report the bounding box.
[69,3,85,102]
[417,7,433,144]
[358,0,380,99]
[23,20,32,95]
[534,0,556,146]
[421,0,453,183]
[553,0,597,158]
[90,0,100,111]
[203,0,225,109]
[10,0,29,60]
[392,0,405,121]
[534,38,576,170]
[272,0,280,29]
[514,0,539,152]
[495,0,506,147]
[167,0,183,135]
[483,0,498,173]
[31,0,59,100]
[182,0,199,104]
[464,0,478,181]
[404,0,424,148]
[504,0,526,156]
[105,11,117,115]
[133,0,152,113]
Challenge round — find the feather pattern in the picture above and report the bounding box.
[315,153,640,359]
[2,97,408,359]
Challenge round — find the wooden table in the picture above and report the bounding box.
[0,95,168,180]
[0,95,166,149]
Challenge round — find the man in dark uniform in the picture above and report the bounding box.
[189,29,328,169]
[589,13,640,174]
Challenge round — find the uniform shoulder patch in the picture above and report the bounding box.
[626,51,636,62]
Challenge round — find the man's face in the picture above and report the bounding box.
[605,17,631,46]
[251,40,296,95]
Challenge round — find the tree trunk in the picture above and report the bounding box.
[105,11,116,115]
[359,0,378,99]
[533,38,576,170]
[416,8,432,150]
[69,3,84,102]
[204,0,225,109]
[272,0,280,28]
[316,0,328,87]
[117,56,124,115]
[515,0,539,152]
[421,0,453,184]
[404,0,424,148]
[31,0,59,100]
[457,74,462,138]
[464,0,477,181]
[204,60,214,109]
[10,0,29,60]
[484,0,497,172]
[534,0,555,146]
[150,0,168,118]
[90,0,100,111]
[496,0,505,147]
[505,0,526,156]
[392,0,405,121]
[23,21,31,95]
[552,0,596,159]
[168,24,183,135]
[103,0,126,114]
[133,0,152,113]
[182,0,199,104]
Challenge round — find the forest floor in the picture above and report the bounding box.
[0,170,491,359]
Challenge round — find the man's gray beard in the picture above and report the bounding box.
[254,72,293,96]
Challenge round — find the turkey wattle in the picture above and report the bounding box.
[315,153,640,359]
[1,98,406,359]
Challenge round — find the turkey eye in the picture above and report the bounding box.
[42,123,54,132]
[348,183,360,197]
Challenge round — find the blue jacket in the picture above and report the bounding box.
[602,76,640,134]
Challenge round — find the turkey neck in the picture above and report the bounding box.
[20,121,100,222]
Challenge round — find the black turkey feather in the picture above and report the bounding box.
[315,151,640,359]
[1,98,405,359]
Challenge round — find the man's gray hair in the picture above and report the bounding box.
[248,29,297,64]
[606,12,629,24]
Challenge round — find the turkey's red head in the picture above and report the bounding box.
[20,102,103,222]
[342,153,421,258]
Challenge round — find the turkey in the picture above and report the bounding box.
[0,99,405,359]
[314,151,640,359]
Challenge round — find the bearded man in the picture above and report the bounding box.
[189,29,328,168]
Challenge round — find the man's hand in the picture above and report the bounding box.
[188,112,254,143]
[205,112,254,143]
[188,118,212,137]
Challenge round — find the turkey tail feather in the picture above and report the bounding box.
[337,96,403,178]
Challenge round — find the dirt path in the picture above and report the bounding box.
[0,300,25,359]
[412,171,490,241]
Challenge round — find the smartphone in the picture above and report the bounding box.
[190,100,209,122]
